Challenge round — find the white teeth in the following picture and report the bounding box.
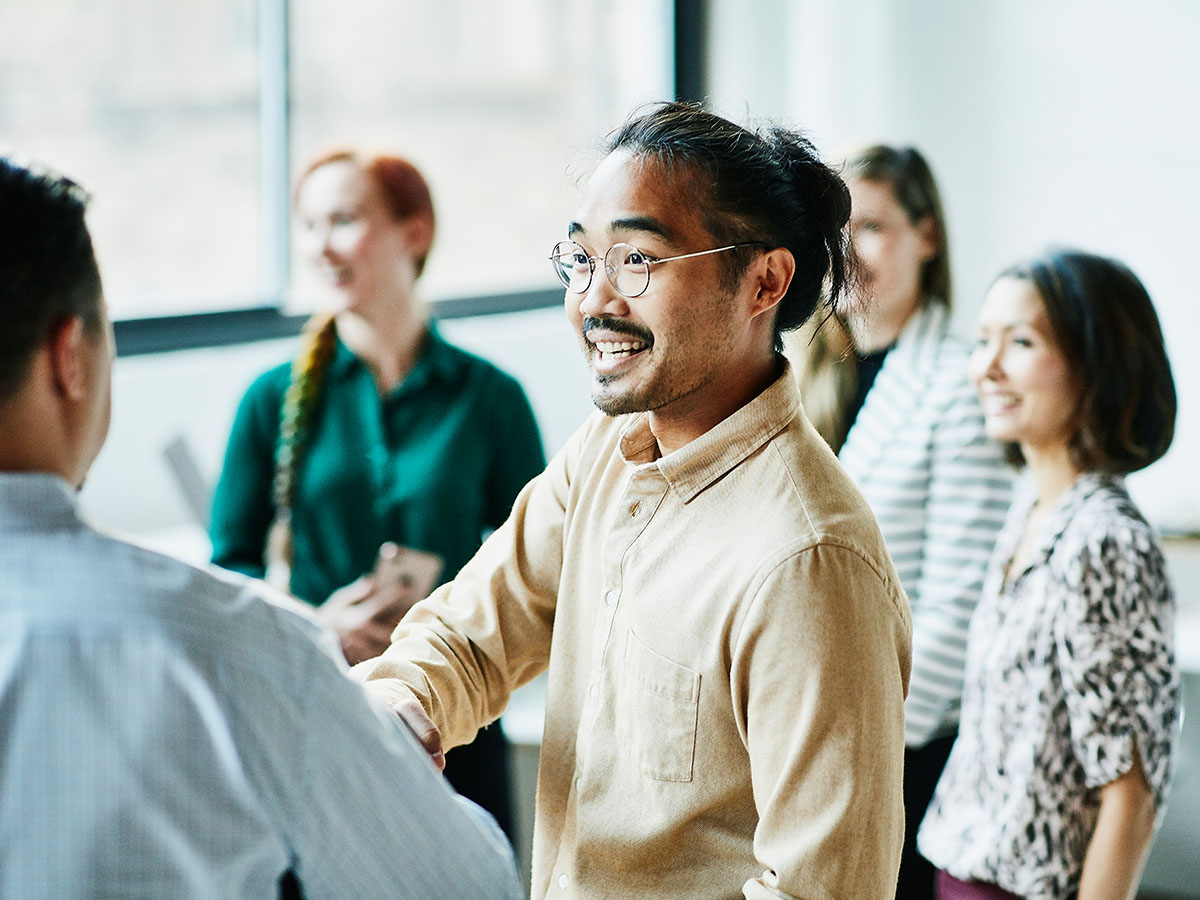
[982,394,1018,412]
[593,340,647,355]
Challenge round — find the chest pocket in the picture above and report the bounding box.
[617,629,701,783]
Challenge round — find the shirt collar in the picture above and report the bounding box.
[1039,471,1121,541]
[0,472,82,531]
[327,322,466,395]
[617,360,801,503]
[891,301,950,371]
[1010,471,1123,571]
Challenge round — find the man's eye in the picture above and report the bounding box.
[625,250,648,266]
[570,252,590,268]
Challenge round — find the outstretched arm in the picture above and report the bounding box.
[284,615,522,900]
[355,419,585,750]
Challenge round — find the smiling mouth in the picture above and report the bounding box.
[592,339,648,358]
[980,393,1019,415]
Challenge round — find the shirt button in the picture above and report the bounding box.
[605,590,617,606]
[629,501,640,516]
[558,873,569,889]
[588,683,598,698]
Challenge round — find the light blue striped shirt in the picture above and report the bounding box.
[0,472,522,900]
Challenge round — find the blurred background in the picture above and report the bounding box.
[2,0,1196,895]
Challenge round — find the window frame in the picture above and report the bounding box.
[113,0,707,358]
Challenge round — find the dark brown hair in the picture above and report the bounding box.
[997,248,1175,474]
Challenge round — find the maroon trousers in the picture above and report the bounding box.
[935,871,1024,900]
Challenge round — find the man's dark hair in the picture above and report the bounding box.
[997,248,1176,474]
[0,156,102,403]
[607,101,852,350]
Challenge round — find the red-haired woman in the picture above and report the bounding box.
[210,149,545,840]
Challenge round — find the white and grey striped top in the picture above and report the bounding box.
[840,304,1015,747]
[0,472,522,900]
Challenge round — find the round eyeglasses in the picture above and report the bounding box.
[548,240,765,299]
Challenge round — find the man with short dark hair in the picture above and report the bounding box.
[360,103,913,899]
[0,155,522,899]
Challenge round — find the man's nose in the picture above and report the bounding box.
[576,266,629,320]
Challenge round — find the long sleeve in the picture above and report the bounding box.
[356,419,580,748]
[209,368,285,579]
[483,372,547,530]
[356,375,913,900]
[288,621,524,900]
[734,543,910,900]
[0,470,523,900]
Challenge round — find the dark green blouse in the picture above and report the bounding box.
[209,326,546,605]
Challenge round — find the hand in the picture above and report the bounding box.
[318,574,424,666]
[393,696,446,771]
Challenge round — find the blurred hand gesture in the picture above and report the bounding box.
[318,543,443,666]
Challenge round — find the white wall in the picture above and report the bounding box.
[704,8,1200,890]
[708,0,1200,533]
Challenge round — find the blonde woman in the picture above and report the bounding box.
[789,145,1015,900]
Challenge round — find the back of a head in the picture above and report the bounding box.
[606,102,852,349]
[842,143,952,309]
[0,157,102,405]
[1001,248,1176,474]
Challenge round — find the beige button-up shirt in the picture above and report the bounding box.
[360,366,912,900]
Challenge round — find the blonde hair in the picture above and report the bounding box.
[784,312,857,453]
[264,312,339,592]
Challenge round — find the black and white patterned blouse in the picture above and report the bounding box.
[918,472,1179,900]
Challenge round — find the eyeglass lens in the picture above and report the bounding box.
[550,241,652,298]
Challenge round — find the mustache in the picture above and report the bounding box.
[581,316,654,346]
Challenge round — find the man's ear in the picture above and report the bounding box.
[48,317,89,401]
[749,247,796,320]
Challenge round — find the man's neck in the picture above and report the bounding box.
[647,354,782,457]
[0,400,81,486]
[335,310,428,394]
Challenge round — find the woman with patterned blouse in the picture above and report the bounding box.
[917,249,1179,900]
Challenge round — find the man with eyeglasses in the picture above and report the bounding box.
[358,103,912,900]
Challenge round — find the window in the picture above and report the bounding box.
[1,0,674,323]
[1,0,263,320]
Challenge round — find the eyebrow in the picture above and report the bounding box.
[568,216,676,244]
